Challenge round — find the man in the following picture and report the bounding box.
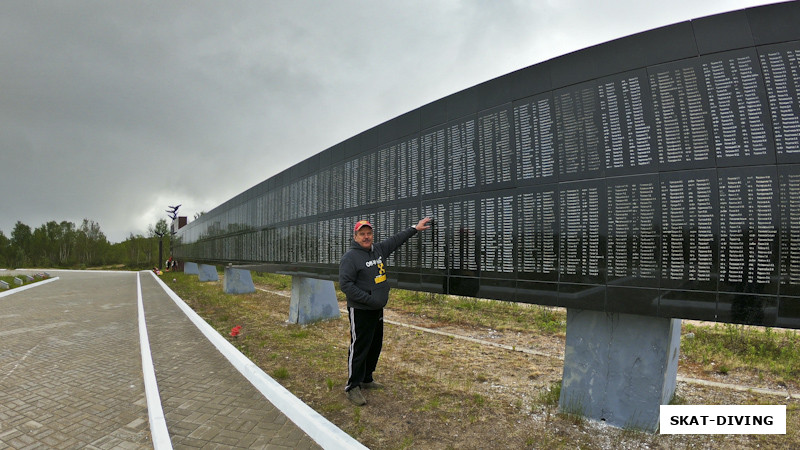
[339,217,432,406]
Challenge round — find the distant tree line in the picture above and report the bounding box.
[0,218,172,269]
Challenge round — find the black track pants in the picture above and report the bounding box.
[346,307,384,392]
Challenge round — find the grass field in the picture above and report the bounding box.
[161,271,799,449]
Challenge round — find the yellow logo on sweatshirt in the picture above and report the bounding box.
[374,262,386,284]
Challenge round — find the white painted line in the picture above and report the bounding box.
[0,276,60,298]
[137,272,173,449]
[149,271,367,450]
[677,375,799,400]
[17,268,131,274]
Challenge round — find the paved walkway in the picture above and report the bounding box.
[0,270,357,449]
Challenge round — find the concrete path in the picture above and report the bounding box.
[0,270,360,449]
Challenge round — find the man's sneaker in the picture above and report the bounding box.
[362,381,385,390]
[347,386,367,406]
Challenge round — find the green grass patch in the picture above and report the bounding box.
[252,271,291,290]
[0,274,50,290]
[390,289,566,335]
[290,329,310,339]
[681,322,800,383]
[537,380,562,407]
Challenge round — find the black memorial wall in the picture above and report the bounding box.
[174,2,800,328]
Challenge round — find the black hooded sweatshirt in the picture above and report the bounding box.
[339,227,418,310]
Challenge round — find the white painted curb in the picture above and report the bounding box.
[137,273,173,449]
[148,271,367,450]
[0,276,60,298]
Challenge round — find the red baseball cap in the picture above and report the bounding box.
[353,220,373,232]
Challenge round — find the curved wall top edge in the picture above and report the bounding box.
[182,1,799,232]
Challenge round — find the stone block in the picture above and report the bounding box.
[184,262,199,275]
[289,277,340,324]
[198,264,219,282]
[559,308,681,432]
[224,267,255,294]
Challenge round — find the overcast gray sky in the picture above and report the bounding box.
[0,0,781,243]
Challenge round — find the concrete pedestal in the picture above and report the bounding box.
[184,262,199,275]
[289,277,340,324]
[559,309,681,431]
[198,264,219,282]
[224,267,256,294]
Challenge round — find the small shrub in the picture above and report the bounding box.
[537,380,562,406]
[669,392,687,405]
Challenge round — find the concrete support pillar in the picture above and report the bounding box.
[184,262,199,275]
[224,267,256,294]
[559,308,681,432]
[289,277,340,324]
[198,264,219,282]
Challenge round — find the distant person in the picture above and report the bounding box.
[339,217,432,406]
